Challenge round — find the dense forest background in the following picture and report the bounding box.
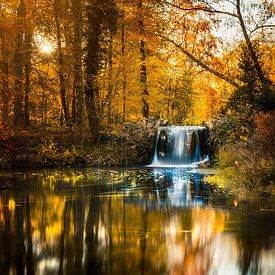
[0,0,274,174]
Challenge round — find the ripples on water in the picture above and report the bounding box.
[0,167,274,275]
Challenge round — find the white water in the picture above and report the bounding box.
[149,126,209,168]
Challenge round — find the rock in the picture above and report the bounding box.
[205,120,214,129]
[160,119,169,126]
[146,121,155,129]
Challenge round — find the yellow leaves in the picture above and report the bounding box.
[240,135,248,142]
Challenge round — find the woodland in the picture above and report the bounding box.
[0,0,274,189]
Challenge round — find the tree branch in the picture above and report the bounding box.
[160,34,241,89]
[236,0,268,85]
[250,24,275,34]
[161,0,238,18]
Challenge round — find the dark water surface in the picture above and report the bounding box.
[0,167,274,275]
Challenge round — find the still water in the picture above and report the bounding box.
[0,167,274,275]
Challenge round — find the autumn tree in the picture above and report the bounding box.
[160,0,274,89]
[138,0,149,118]
[223,41,275,136]
[13,0,26,127]
[72,0,84,126]
[53,0,69,123]
[24,0,35,126]
[0,2,16,126]
[84,0,118,141]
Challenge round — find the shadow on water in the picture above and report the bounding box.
[0,167,274,275]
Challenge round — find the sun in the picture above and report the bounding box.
[41,44,53,54]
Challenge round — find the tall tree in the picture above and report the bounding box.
[23,0,35,126]
[72,0,84,126]
[0,34,11,126]
[13,0,26,127]
[84,0,118,141]
[53,0,69,123]
[121,0,126,122]
[138,0,149,118]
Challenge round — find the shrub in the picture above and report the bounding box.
[253,111,275,156]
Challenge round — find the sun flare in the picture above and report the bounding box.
[41,44,53,54]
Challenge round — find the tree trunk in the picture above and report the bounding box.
[138,0,149,119]
[85,85,100,143]
[24,29,32,126]
[0,45,10,125]
[236,0,268,86]
[53,0,69,124]
[13,0,26,127]
[107,33,113,124]
[72,0,84,126]
[122,0,126,123]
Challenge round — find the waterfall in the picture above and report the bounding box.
[150,126,209,167]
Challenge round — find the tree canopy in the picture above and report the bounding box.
[0,0,274,139]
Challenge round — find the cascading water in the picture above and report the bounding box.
[150,126,209,167]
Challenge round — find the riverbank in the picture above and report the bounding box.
[0,124,155,169]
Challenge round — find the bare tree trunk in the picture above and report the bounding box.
[53,0,69,124]
[138,0,149,119]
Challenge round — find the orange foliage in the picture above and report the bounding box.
[254,111,275,152]
[254,111,275,139]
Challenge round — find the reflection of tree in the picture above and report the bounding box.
[73,198,85,274]
[166,207,224,275]
[108,197,113,274]
[140,202,148,275]
[59,200,71,275]
[85,197,103,274]
[15,199,25,274]
[0,169,274,274]
[237,212,275,275]
[26,196,34,275]
[2,194,11,274]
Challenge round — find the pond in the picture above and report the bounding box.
[0,167,274,275]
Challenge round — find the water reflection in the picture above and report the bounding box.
[0,168,274,274]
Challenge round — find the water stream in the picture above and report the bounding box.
[150,126,209,167]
